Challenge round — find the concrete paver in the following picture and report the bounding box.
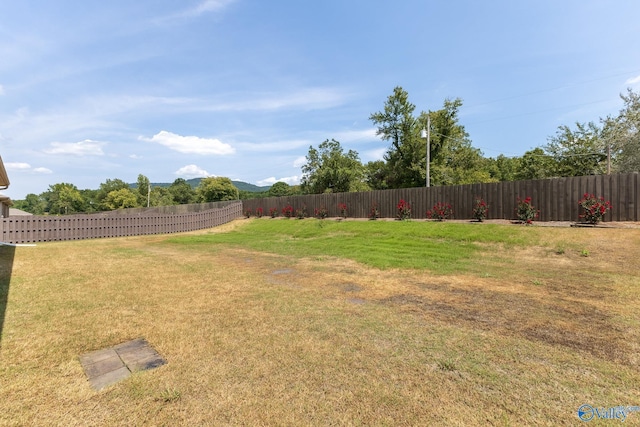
[79,338,166,391]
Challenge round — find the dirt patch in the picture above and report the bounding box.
[378,288,631,365]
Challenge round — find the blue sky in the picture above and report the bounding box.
[2,0,640,199]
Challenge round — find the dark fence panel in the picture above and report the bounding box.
[0,202,243,244]
[242,173,639,222]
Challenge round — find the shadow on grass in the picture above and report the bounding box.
[0,244,15,350]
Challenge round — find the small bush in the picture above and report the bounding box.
[295,205,308,219]
[472,197,488,222]
[427,202,454,221]
[368,202,380,220]
[516,197,538,224]
[255,207,264,218]
[578,193,612,224]
[314,206,328,219]
[269,207,279,218]
[244,209,252,218]
[282,205,294,219]
[338,203,348,219]
[396,199,411,221]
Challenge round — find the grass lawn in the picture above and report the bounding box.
[1,218,639,425]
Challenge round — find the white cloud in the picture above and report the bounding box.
[189,0,236,16]
[142,130,235,155]
[155,0,237,24]
[129,154,142,159]
[625,75,640,85]
[175,164,211,178]
[256,176,300,186]
[292,156,307,168]
[0,85,4,95]
[5,163,52,174]
[362,147,387,161]
[5,162,31,170]
[236,139,312,153]
[44,140,105,156]
[211,88,348,112]
[333,128,378,143]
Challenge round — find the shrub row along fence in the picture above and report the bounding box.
[0,202,243,245]
[242,173,640,222]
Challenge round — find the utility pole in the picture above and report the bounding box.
[147,183,151,207]
[421,114,431,187]
[607,143,611,175]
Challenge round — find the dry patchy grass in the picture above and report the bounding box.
[0,222,639,426]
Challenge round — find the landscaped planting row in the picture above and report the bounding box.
[243,193,613,225]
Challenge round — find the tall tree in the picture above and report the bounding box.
[301,139,367,194]
[136,174,151,207]
[96,178,130,210]
[104,188,138,210]
[268,181,291,197]
[544,122,606,176]
[602,88,640,172]
[149,187,176,207]
[369,86,416,156]
[13,193,46,214]
[168,178,196,205]
[370,89,485,187]
[44,183,85,214]
[196,177,239,202]
[514,148,555,180]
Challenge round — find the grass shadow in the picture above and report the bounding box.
[0,244,15,350]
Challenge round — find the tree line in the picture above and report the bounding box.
[13,87,639,214]
[300,86,639,194]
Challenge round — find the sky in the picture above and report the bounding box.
[1,0,640,199]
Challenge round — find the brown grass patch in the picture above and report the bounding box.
[0,224,639,425]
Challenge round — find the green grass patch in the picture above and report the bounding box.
[165,219,543,273]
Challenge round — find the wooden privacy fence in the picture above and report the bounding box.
[242,173,640,222]
[0,202,243,244]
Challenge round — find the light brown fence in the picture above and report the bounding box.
[0,202,243,244]
[242,173,640,222]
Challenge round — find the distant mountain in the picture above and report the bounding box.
[138,178,271,193]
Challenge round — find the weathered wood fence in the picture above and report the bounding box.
[0,202,243,244]
[1,173,638,244]
[242,173,640,222]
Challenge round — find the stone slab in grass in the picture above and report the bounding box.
[80,338,166,391]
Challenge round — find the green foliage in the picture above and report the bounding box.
[370,88,493,188]
[268,181,291,197]
[578,193,612,224]
[301,139,368,194]
[488,155,521,182]
[364,160,389,190]
[427,202,454,221]
[369,86,416,156]
[514,148,555,180]
[168,178,196,205]
[150,186,176,207]
[196,177,239,202]
[45,182,85,214]
[545,122,607,176]
[603,88,640,173]
[472,197,488,222]
[104,188,138,210]
[136,174,151,206]
[396,199,411,220]
[12,193,46,214]
[515,197,538,224]
[97,178,130,210]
